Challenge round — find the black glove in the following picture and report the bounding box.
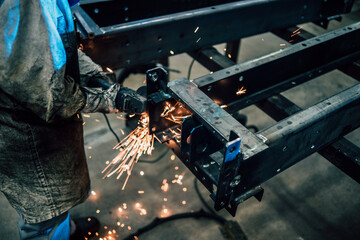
[115,87,147,114]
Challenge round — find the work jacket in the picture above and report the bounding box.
[0,0,118,223]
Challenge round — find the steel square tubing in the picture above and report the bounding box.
[193,21,360,111]
[75,0,352,69]
[240,83,360,189]
[168,78,268,157]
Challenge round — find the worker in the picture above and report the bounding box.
[0,0,146,239]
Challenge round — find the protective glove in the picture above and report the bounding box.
[115,87,147,114]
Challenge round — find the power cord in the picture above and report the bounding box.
[187,58,196,80]
[103,113,120,142]
[194,178,218,216]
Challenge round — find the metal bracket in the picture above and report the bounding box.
[214,131,242,215]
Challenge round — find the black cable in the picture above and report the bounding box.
[122,209,226,240]
[194,178,219,216]
[187,58,196,80]
[103,113,121,143]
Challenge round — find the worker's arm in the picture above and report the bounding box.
[0,1,145,122]
[77,49,146,114]
[0,0,85,123]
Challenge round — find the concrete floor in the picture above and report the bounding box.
[1,2,360,240]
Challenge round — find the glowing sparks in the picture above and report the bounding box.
[106,67,113,72]
[118,207,123,212]
[194,26,199,33]
[220,105,228,109]
[138,190,144,194]
[183,187,187,192]
[91,191,96,196]
[161,179,169,192]
[163,198,168,202]
[172,173,185,185]
[96,209,100,214]
[83,114,90,118]
[236,86,246,95]
[228,53,232,59]
[280,43,286,46]
[196,37,201,43]
[161,102,191,124]
[170,155,176,161]
[102,114,154,190]
[170,50,175,55]
[182,200,187,205]
[140,171,144,176]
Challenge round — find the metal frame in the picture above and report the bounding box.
[74,0,354,69]
[146,22,360,216]
[75,0,359,216]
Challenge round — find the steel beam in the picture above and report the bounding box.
[74,0,353,69]
[192,22,360,112]
[242,83,360,188]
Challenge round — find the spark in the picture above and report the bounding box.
[174,166,179,170]
[128,226,132,231]
[140,171,144,176]
[236,86,246,95]
[91,191,96,196]
[88,218,92,222]
[161,101,191,124]
[163,198,168,202]
[106,67,113,73]
[292,26,303,34]
[210,56,213,59]
[82,122,86,126]
[102,114,154,190]
[182,200,187,205]
[88,146,92,149]
[183,187,187,192]
[96,209,100,214]
[196,37,201,43]
[170,50,175,55]
[83,114,90,118]
[194,26,199,33]
[280,43,286,46]
[170,155,176,161]
[140,208,147,215]
[228,53,232,59]
[77,114,80,118]
[123,203,127,209]
[291,31,301,38]
[135,202,141,208]
[161,179,169,192]
[172,173,185,185]
[138,190,144,194]
[95,119,100,122]
[117,222,121,226]
[220,105,228,109]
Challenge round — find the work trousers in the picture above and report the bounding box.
[18,211,70,240]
